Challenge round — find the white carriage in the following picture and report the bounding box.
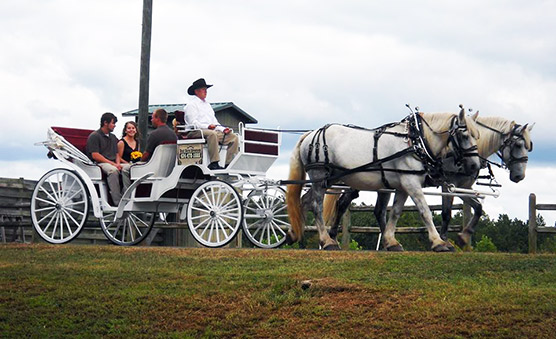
[31,123,290,248]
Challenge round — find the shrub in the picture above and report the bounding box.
[474,235,498,252]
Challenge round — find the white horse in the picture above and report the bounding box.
[323,115,534,249]
[286,108,481,252]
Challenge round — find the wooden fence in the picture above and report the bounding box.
[1,176,465,248]
[306,203,464,249]
[0,177,35,243]
[528,193,556,253]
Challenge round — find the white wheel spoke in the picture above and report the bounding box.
[63,207,85,216]
[218,216,236,232]
[61,211,74,236]
[190,206,211,214]
[41,210,57,233]
[194,196,213,212]
[194,216,212,232]
[202,190,214,209]
[62,177,77,200]
[36,206,56,213]
[48,179,60,201]
[61,209,80,229]
[38,186,58,204]
[273,218,290,226]
[270,220,286,236]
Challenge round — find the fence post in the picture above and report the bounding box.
[528,193,537,254]
[341,208,352,249]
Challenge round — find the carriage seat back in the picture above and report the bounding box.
[51,126,94,154]
[130,143,177,180]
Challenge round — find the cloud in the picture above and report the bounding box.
[1,0,554,228]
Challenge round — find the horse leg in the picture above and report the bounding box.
[328,190,359,239]
[382,191,407,251]
[456,196,482,248]
[405,183,454,252]
[374,192,391,234]
[306,170,340,250]
[440,191,454,241]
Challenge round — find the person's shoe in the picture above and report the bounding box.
[208,161,224,170]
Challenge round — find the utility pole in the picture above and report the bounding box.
[138,0,153,151]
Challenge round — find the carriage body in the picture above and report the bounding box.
[31,123,290,248]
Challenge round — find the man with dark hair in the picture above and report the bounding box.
[184,78,239,170]
[141,108,178,162]
[86,112,130,205]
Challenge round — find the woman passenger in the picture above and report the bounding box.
[117,121,141,163]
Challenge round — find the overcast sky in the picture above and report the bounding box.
[1,0,555,225]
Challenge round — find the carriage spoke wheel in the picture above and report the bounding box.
[187,180,243,248]
[99,210,156,246]
[31,169,89,244]
[243,187,289,248]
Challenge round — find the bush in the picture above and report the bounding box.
[474,235,498,252]
[348,239,362,251]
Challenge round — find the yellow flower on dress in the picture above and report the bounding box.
[130,151,143,163]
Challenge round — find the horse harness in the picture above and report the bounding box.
[303,114,477,188]
[475,121,531,170]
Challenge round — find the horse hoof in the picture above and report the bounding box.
[323,244,341,251]
[285,233,295,246]
[432,244,454,252]
[455,235,467,249]
[386,244,404,252]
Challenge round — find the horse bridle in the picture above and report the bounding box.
[420,115,479,166]
[476,121,531,169]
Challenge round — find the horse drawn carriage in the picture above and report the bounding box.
[31,104,533,252]
[31,121,290,248]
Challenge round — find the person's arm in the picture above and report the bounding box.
[91,152,122,170]
[117,140,128,164]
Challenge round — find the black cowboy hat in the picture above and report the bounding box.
[187,78,213,95]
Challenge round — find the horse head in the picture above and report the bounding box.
[501,122,534,183]
[448,106,481,175]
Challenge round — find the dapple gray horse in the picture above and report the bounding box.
[286,109,481,252]
[324,115,533,249]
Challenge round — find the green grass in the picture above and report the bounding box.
[1,244,556,338]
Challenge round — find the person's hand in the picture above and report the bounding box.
[114,163,123,171]
[223,128,231,134]
[208,124,216,130]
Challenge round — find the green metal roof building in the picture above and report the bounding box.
[122,102,258,132]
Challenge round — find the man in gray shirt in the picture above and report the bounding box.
[86,112,130,205]
[142,108,178,161]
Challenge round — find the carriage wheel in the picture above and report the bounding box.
[99,209,156,246]
[31,169,89,244]
[187,180,243,248]
[243,187,290,248]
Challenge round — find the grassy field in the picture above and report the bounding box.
[1,244,556,338]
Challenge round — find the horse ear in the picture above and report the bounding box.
[458,105,465,121]
[470,111,479,121]
[527,122,535,132]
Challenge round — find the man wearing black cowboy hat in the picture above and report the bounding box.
[184,78,239,170]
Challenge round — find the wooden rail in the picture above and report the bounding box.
[305,203,464,249]
[1,176,467,249]
[528,193,556,253]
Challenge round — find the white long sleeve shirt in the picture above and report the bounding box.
[184,96,225,132]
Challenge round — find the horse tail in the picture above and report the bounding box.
[286,132,310,244]
[323,194,340,226]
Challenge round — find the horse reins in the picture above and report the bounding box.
[475,121,530,169]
